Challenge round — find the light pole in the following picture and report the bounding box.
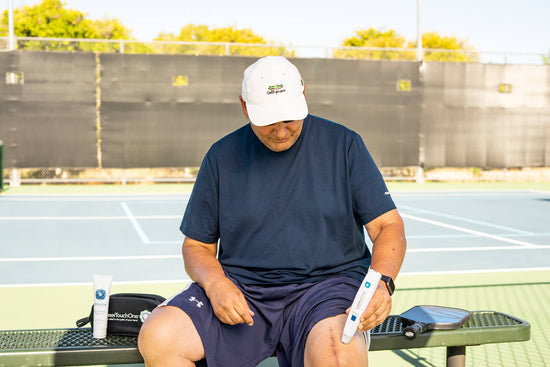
[8,0,16,50]
[416,0,422,61]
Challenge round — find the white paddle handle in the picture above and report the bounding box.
[341,269,382,344]
[403,322,428,340]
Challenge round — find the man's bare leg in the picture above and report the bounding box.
[304,314,368,367]
[138,306,205,367]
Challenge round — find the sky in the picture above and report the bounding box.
[3,0,550,61]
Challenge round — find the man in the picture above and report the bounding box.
[138,56,406,367]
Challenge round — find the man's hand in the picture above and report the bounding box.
[182,237,254,326]
[346,282,391,332]
[204,276,255,326]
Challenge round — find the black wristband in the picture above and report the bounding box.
[380,275,395,296]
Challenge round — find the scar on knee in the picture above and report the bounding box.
[328,326,341,367]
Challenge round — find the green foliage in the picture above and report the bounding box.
[1,4,285,56]
[543,50,550,65]
[176,24,265,43]
[333,28,415,60]
[154,24,293,57]
[0,0,133,52]
[335,28,479,62]
[409,32,479,62]
[90,17,131,40]
[1,0,93,38]
[343,28,406,48]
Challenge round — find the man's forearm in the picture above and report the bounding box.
[370,222,407,280]
[366,209,407,280]
[181,236,255,326]
[182,237,226,293]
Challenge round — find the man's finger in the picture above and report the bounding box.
[236,303,255,326]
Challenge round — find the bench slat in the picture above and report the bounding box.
[0,311,530,367]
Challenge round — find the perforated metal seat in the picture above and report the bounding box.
[0,311,530,367]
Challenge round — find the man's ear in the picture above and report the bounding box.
[239,96,250,119]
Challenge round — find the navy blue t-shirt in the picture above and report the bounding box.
[181,115,396,285]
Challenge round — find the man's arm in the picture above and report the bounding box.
[357,209,407,331]
[182,236,254,325]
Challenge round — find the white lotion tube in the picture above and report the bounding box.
[341,269,381,344]
[92,274,112,339]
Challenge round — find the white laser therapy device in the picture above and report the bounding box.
[341,269,381,344]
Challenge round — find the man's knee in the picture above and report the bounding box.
[138,305,204,366]
[304,315,368,367]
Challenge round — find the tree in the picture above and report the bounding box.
[0,0,134,52]
[153,24,293,57]
[409,32,479,62]
[334,28,479,62]
[333,28,415,60]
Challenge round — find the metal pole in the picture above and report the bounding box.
[8,0,16,50]
[446,346,466,367]
[416,0,423,61]
[0,141,4,192]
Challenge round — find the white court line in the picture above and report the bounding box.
[402,213,540,248]
[407,233,550,240]
[120,202,151,244]
[401,267,550,276]
[530,189,550,195]
[4,268,549,288]
[0,279,190,288]
[0,194,190,201]
[0,216,125,220]
[0,255,181,262]
[391,191,536,197]
[407,245,550,252]
[399,205,532,235]
[0,215,180,220]
[149,241,181,245]
[7,245,547,260]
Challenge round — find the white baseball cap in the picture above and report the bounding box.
[241,56,308,126]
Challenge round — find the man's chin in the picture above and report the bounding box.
[267,141,292,152]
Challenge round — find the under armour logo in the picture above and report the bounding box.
[189,296,204,308]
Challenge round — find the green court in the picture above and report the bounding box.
[1,182,549,366]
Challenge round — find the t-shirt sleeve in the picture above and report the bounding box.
[180,152,220,244]
[348,133,396,225]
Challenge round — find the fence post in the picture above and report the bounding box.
[120,40,125,54]
[10,168,20,187]
[415,166,425,184]
[8,0,15,51]
[0,141,4,192]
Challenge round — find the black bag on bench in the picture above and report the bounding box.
[76,293,166,336]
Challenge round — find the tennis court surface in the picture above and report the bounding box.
[0,183,549,366]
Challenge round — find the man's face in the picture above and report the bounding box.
[239,95,305,152]
[249,120,303,152]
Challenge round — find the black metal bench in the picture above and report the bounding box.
[0,311,530,367]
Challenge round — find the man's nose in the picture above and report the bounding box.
[273,122,288,137]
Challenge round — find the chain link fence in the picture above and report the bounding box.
[1,37,549,187]
[5,167,198,185]
[3,167,550,187]
[6,37,295,58]
[1,36,547,64]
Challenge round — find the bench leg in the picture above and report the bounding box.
[446,346,466,367]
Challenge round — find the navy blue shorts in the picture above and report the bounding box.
[163,274,362,367]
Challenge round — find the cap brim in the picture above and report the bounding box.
[246,94,308,126]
